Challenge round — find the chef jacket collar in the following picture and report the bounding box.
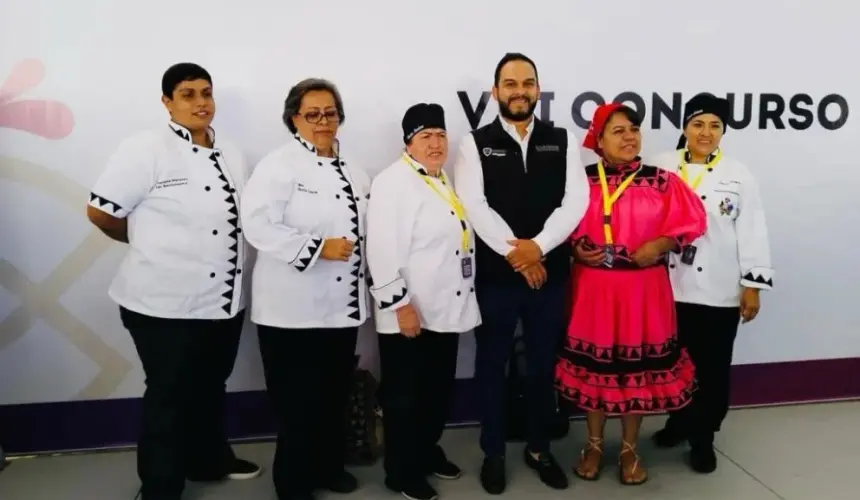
[404,153,445,178]
[168,121,216,149]
[293,133,340,158]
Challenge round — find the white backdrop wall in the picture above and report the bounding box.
[0,0,858,406]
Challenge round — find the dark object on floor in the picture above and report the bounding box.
[344,356,383,465]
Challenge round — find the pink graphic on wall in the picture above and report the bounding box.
[0,58,74,139]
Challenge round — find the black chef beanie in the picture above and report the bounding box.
[676,92,730,149]
[402,103,446,144]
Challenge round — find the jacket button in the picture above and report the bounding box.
[359,273,364,278]
[205,186,211,191]
[470,287,474,292]
[455,250,460,255]
[237,228,242,234]
[700,195,706,200]
[318,161,323,166]
[210,272,216,278]
[470,248,474,254]
[212,229,218,235]
[192,147,199,153]
[215,151,221,157]
[669,264,675,268]
[456,291,461,296]
[336,277,342,282]
[697,267,703,272]
[336,194,341,199]
[237,269,242,274]
[450,211,455,215]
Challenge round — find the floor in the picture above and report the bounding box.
[0,401,855,500]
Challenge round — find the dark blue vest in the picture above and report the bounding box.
[471,117,570,286]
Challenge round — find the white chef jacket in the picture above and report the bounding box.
[649,149,774,307]
[88,121,250,319]
[366,155,482,334]
[240,133,371,329]
[452,116,589,257]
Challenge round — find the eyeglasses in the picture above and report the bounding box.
[299,110,339,124]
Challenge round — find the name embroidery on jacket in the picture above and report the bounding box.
[534,144,560,152]
[297,183,318,195]
[154,178,188,189]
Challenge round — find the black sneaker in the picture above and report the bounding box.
[523,449,568,490]
[385,477,438,500]
[227,458,262,480]
[427,446,461,480]
[479,456,506,495]
[689,443,718,473]
[318,470,359,493]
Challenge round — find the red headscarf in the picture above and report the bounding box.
[581,102,624,154]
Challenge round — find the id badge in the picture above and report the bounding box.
[680,245,697,265]
[461,256,473,278]
[603,246,614,268]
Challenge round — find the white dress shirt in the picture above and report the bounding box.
[88,121,250,320]
[366,155,482,334]
[452,116,589,257]
[240,134,371,329]
[649,149,775,307]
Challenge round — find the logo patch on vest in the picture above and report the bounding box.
[482,147,507,157]
[535,144,560,152]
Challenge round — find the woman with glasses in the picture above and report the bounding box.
[240,78,372,500]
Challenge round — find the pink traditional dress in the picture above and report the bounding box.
[555,151,707,414]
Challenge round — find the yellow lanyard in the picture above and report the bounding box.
[403,154,470,253]
[678,148,723,191]
[597,159,641,245]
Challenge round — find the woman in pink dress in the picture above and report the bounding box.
[555,103,707,485]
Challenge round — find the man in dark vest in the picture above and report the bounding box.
[452,53,590,494]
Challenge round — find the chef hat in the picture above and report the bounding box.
[582,102,638,154]
[402,103,446,144]
[676,93,730,149]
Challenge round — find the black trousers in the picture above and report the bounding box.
[257,325,357,498]
[667,301,740,444]
[120,306,243,499]
[474,280,568,457]
[377,330,460,484]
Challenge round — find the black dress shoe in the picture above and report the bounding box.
[523,449,568,490]
[479,456,506,495]
[652,425,688,448]
[689,443,718,473]
[317,470,359,493]
[281,494,316,500]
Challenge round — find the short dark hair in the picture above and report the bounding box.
[600,105,643,137]
[493,52,539,86]
[161,63,212,98]
[282,78,346,134]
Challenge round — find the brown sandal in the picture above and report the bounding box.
[573,436,604,481]
[618,440,648,485]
